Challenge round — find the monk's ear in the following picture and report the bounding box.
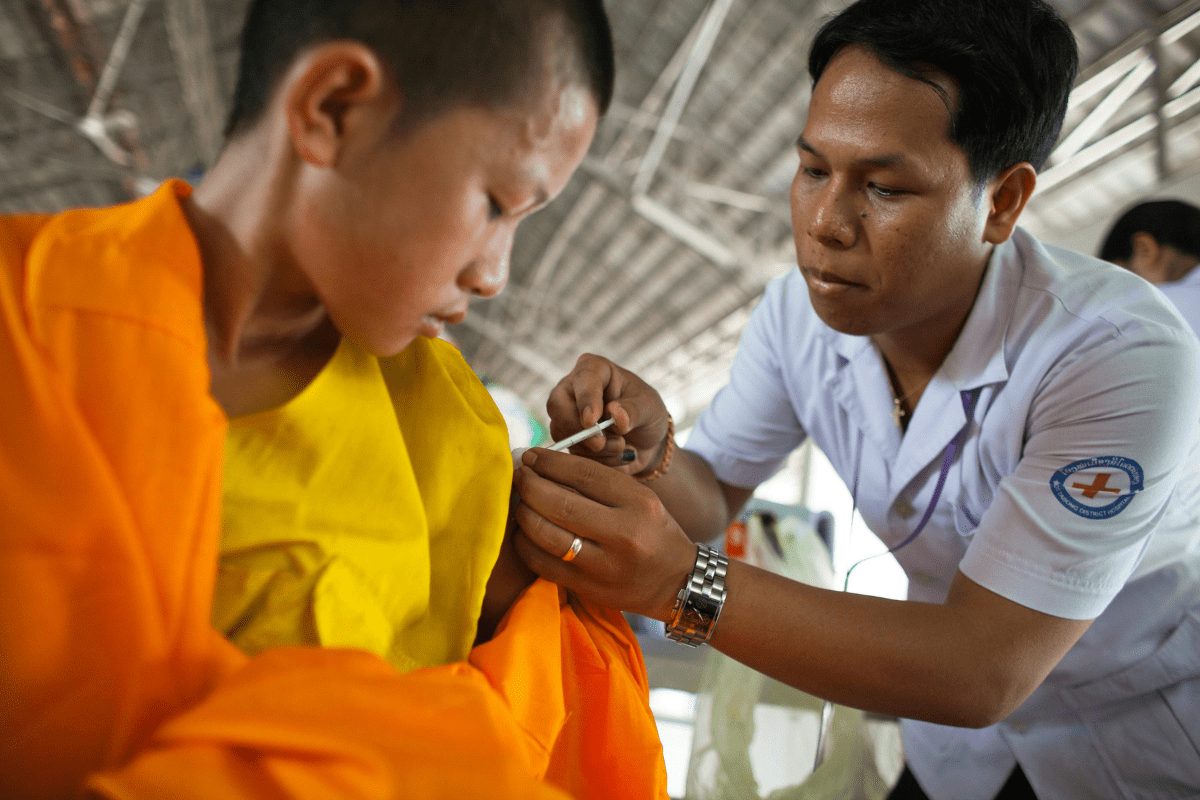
[982,162,1037,245]
[281,41,391,168]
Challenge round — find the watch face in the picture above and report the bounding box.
[681,594,720,630]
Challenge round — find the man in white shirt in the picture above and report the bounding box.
[1099,198,1200,336]
[509,0,1200,798]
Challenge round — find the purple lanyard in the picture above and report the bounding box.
[816,387,983,769]
[844,387,981,587]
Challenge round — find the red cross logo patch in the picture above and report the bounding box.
[1050,456,1143,519]
[1071,473,1123,499]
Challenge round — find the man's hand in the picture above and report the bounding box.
[546,354,671,476]
[546,353,748,544]
[511,447,696,620]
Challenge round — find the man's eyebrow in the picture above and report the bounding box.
[795,135,907,169]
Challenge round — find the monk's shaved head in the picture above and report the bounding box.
[224,0,614,139]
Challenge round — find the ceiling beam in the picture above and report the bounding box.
[1025,88,1200,213]
[603,2,710,169]
[163,0,223,166]
[1051,54,1154,165]
[1039,2,1200,195]
[20,0,152,184]
[1071,0,1200,92]
[24,0,102,105]
[1149,26,1171,180]
[84,0,150,124]
[630,193,741,266]
[493,3,721,348]
[631,0,735,196]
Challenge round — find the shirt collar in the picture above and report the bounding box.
[938,229,1026,391]
[1166,264,1200,290]
[816,316,871,363]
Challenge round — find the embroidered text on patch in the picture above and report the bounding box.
[1049,456,1144,519]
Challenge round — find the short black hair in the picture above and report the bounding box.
[224,0,615,139]
[808,0,1078,185]
[1098,199,1200,263]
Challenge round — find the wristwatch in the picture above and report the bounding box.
[665,544,728,647]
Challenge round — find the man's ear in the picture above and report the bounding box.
[1129,231,1161,263]
[1129,231,1166,282]
[982,162,1037,245]
[280,41,391,168]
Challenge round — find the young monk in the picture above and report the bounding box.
[0,1,666,798]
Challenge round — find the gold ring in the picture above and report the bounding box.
[561,536,583,562]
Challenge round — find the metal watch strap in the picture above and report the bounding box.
[665,544,728,647]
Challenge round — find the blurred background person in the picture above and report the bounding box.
[1099,199,1200,335]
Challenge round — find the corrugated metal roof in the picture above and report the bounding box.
[3,0,1199,418]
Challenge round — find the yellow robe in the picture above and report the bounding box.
[0,180,667,799]
[215,336,510,672]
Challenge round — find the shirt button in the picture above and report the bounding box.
[894,498,917,519]
[909,570,936,586]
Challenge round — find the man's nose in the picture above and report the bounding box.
[806,181,857,247]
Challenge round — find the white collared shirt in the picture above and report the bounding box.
[1158,264,1200,339]
[686,228,1200,800]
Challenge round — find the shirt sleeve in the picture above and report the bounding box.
[684,273,807,488]
[1157,281,1200,341]
[959,314,1200,620]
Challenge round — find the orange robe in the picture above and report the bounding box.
[0,181,667,799]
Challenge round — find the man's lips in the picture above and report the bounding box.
[802,265,866,290]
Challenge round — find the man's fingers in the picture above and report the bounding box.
[606,401,632,433]
[575,430,609,453]
[569,433,626,457]
[513,461,624,543]
[517,450,643,511]
[603,394,666,444]
[544,355,669,467]
[565,354,618,430]
[512,501,582,560]
[512,528,592,589]
[546,377,589,437]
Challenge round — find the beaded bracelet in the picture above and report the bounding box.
[635,414,674,482]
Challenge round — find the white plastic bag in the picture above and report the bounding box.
[685,503,903,800]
